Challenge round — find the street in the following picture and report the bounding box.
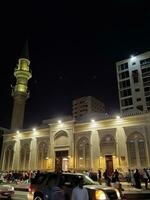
[12,191,28,200]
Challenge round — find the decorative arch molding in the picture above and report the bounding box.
[20,142,30,170]
[54,130,69,147]
[75,131,91,169]
[4,143,14,170]
[37,139,49,170]
[126,131,147,168]
[54,130,68,140]
[100,134,116,155]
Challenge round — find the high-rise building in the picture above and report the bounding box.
[116,51,150,114]
[11,41,32,130]
[72,96,105,119]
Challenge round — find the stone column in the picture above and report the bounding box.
[12,139,20,170]
[116,127,128,171]
[29,137,37,170]
[91,130,100,171]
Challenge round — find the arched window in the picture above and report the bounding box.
[100,135,116,155]
[20,143,30,170]
[38,142,48,170]
[4,145,14,170]
[77,137,90,169]
[127,133,147,167]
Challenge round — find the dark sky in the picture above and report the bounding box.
[0,1,150,129]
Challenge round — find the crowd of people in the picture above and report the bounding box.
[0,170,37,184]
[1,168,150,190]
[125,168,150,189]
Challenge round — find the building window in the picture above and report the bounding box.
[121,98,133,107]
[140,58,150,66]
[135,88,140,92]
[137,98,141,102]
[132,70,139,83]
[119,79,130,89]
[4,145,14,170]
[146,96,150,102]
[118,62,128,71]
[120,89,131,97]
[144,87,150,92]
[38,142,48,170]
[141,67,150,74]
[77,137,90,169]
[119,71,129,80]
[132,62,136,65]
[20,143,30,170]
[127,132,147,168]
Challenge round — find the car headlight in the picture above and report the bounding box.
[95,190,107,200]
[115,189,121,199]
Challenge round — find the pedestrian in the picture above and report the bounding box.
[44,173,65,200]
[143,168,149,190]
[134,169,142,189]
[130,170,135,186]
[71,176,89,200]
[98,169,102,185]
[103,169,111,186]
[114,169,119,182]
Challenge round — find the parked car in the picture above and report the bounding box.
[28,172,122,200]
[0,183,14,199]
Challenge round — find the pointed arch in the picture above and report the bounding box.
[77,137,90,169]
[127,132,147,168]
[100,134,116,155]
[4,145,14,170]
[37,141,48,170]
[20,143,30,170]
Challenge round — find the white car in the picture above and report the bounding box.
[0,184,14,199]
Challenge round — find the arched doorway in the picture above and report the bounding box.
[54,131,69,172]
[100,135,116,176]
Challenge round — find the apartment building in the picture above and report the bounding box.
[72,96,105,119]
[116,51,150,114]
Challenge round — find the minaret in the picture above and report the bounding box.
[11,41,32,130]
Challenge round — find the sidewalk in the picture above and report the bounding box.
[121,182,150,194]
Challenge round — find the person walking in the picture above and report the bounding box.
[143,168,149,190]
[114,169,119,182]
[98,169,102,185]
[71,177,89,200]
[130,170,135,186]
[134,169,142,189]
[103,170,111,186]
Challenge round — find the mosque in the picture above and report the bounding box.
[1,43,150,175]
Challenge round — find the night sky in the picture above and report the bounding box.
[0,1,150,129]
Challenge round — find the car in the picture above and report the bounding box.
[0,183,14,199]
[28,172,122,200]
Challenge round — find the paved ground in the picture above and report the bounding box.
[2,182,150,199]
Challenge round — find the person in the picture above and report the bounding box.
[103,169,111,186]
[134,169,142,189]
[130,170,135,186]
[126,169,131,183]
[44,173,65,200]
[71,176,89,200]
[143,168,149,190]
[98,169,102,185]
[114,169,119,182]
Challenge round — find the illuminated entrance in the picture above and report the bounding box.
[55,150,68,172]
[105,155,113,176]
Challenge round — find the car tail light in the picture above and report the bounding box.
[95,190,107,200]
[28,185,32,192]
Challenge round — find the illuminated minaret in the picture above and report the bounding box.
[11,41,32,130]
